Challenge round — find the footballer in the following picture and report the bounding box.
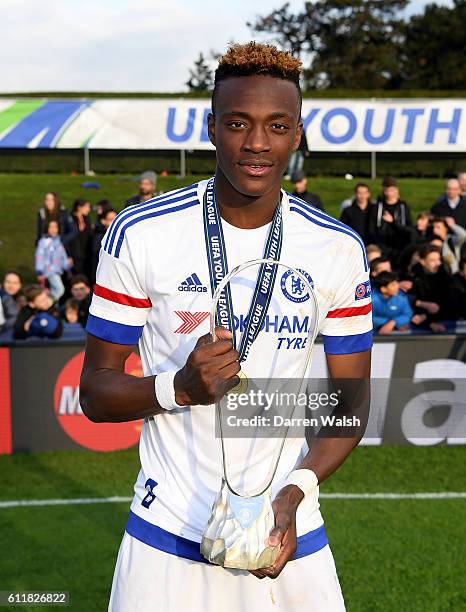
[80,42,372,611]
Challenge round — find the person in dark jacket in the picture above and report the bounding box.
[91,208,117,284]
[69,275,92,327]
[2,270,23,310]
[290,170,324,211]
[431,179,466,228]
[367,176,412,262]
[409,244,457,332]
[68,198,93,276]
[340,182,373,242]
[36,191,77,247]
[13,285,63,340]
[0,288,18,332]
[125,171,157,207]
[286,130,310,178]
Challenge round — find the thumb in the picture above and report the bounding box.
[213,326,233,342]
[268,524,287,548]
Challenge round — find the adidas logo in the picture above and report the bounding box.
[178,273,207,293]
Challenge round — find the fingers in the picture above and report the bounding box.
[261,529,297,579]
[214,326,233,341]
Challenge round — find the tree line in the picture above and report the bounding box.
[186,0,466,91]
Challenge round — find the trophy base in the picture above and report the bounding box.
[200,480,279,570]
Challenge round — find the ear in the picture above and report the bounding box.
[207,113,216,146]
[292,121,303,151]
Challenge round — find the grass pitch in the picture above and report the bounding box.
[0,445,465,611]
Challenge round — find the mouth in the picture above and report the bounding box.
[237,161,274,177]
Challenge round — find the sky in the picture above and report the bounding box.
[0,0,454,93]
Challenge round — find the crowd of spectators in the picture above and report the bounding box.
[1,168,465,340]
[0,171,156,341]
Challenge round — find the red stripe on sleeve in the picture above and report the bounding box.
[326,303,372,318]
[94,284,152,308]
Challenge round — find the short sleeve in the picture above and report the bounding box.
[86,240,151,345]
[319,241,372,355]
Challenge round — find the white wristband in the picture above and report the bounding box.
[154,370,185,411]
[283,469,319,498]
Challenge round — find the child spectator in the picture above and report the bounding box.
[372,272,414,334]
[63,298,80,324]
[366,244,383,264]
[70,275,92,327]
[13,285,63,340]
[2,270,24,310]
[0,288,18,332]
[370,256,392,280]
[35,219,71,301]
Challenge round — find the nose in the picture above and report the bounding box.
[241,123,271,154]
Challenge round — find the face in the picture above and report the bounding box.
[140,179,154,195]
[47,221,59,236]
[416,216,429,231]
[32,291,51,311]
[367,249,382,263]
[208,75,302,198]
[459,173,466,193]
[355,186,370,203]
[102,211,117,228]
[375,261,392,276]
[385,280,399,297]
[446,179,460,200]
[433,222,447,240]
[422,252,441,274]
[79,202,91,216]
[65,307,79,324]
[293,178,307,193]
[3,273,22,295]
[71,282,90,300]
[44,192,56,211]
[384,186,399,203]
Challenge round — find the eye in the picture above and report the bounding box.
[271,123,289,131]
[226,121,246,129]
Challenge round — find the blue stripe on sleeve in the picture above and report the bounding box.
[86,314,143,345]
[322,330,373,354]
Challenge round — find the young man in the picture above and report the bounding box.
[290,169,324,210]
[80,42,372,611]
[340,182,373,242]
[69,274,92,327]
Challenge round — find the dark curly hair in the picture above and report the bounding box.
[212,42,302,114]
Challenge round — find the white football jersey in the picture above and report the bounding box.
[86,179,372,560]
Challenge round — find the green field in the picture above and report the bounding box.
[0,173,448,283]
[0,445,465,611]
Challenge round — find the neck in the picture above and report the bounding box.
[357,200,368,209]
[214,168,281,229]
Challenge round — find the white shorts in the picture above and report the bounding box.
[108,532,346,612]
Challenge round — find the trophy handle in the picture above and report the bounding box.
[210,258,320,498]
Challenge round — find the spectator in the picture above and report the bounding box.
[452,256,466,319]
[68,198,92,276]
[13,285,63,340]
[2,271,23,308]
[36,191,77,246]
[370,256,392,279]
[431,179,466,228]
[372,271,414,334]
[63,298,80,324]
[0,287,17,332]
[409,244,456,332]
[91,208,117,283]
[367,176,412,262]
[70,275,92,327]
[458,172,466,198]
[431,217,466,274]
[366,244,383,264]
[285,131,310,179]
[35,220,72,301]
[340,182,373,242]
[125,171,157,207]
[94,199,113,222]
[413,212,432,243]
[290,170,324,211]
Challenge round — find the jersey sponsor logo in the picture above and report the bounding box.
[54,351,143,451]
[174,311,210,333]
[280,269,313,303]
[178,273,208,293]
[355,280,371,300]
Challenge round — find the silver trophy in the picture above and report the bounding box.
[200,258,319,570]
